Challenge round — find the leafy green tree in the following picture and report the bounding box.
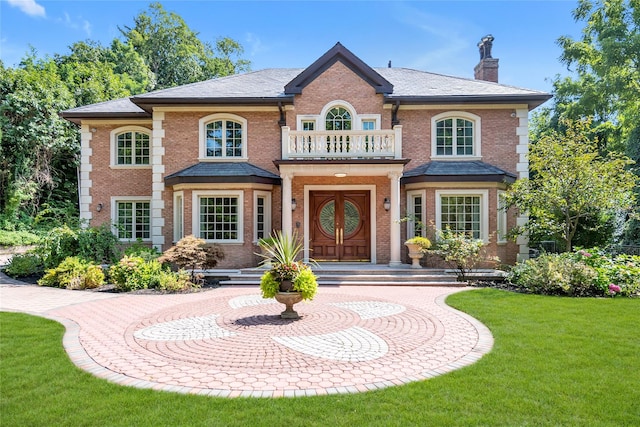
[0,56,77,228]
[505,119,637,252]
[553,0,639,151]
[119,2,249,89]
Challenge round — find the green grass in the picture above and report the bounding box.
[1,289,638,426]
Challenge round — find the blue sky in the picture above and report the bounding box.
[1,0,583,93]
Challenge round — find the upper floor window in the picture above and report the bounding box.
[302,120,315,131]
[199,113,247,160]
[110,126,151,168]
[326,107,352,130]
[362,120,376,131]
[431,112,481,159]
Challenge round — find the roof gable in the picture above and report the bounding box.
[284,42,393,95]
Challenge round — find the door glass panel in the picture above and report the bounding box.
[319,201,335,235]
[344,200,360,236]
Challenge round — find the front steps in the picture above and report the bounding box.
[205,264,470,287]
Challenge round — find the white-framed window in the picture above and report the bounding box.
[436,190,488,241]
[254,191,272,242]
[431,111,481,159]
[199,113,247,160]
[193,190,243,243]
[406,190,426,238]
[302,120,315,131]
[497,190,508,244]
[325,106,352,130]
[361,120,376,131]
[173,191,184,243]
[111,197,151,241]
[110,126,151,167]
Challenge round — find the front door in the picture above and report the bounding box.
[310,191,370,261]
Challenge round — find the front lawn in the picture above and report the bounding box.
[1,289,638,426]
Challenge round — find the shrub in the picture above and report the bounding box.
[433,229,488,282]
[159,235,224,282]
[124,241,161,261]
[35,225,79,269]
[38,257,104,290]
[0,230,40,246]
[77,224,121,264]
[109,256,164,291]
[508,249,640,297]
[4,253,43,277]
[156,269,196,292]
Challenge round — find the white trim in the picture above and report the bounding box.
[435,189,489,243]
[497,190,507,244]
[173,191,184,243]
[358,114,381,130]
[151,112,165,250]
[303,185,377,264]
[79,125,93,223]
[431,111,482,159]
[406,189,427,238]
[192,190,244,244]
[319,100,357,131]
[110,196,152,242]
[253,190,272,242]
[109,125,152,168]
[296,115,318,131]
[198,113,248,160]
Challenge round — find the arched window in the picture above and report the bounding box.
[431,112,481,158]
[325,107,352,131]
[110,126,151,167]
[199,114,247,159]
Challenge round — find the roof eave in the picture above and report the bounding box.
[385,94,552,110]
[131,96,295,110]
[59,111,151,124]
[402,174,517,185]
[165,175,281,186]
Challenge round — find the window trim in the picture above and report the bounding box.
[110,126,152,168]
[253,190,272,243]
[358,115,381,130]
[110,196,152,242]
[435,190,489,243]
[497,190,508,244]
[406,190,427,238]
[173,191,184,243]
[318,100,356,131]
[198,113,248,161]
[431,111,482,159]
[192,190,244,243]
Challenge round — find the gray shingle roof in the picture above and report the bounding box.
[164,162,281,186]
[402,161,517,184]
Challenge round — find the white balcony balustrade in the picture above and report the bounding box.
[282,126,402,160]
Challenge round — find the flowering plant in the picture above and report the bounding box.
[270,260,304,281]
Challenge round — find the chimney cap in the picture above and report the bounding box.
[477,34,495,60]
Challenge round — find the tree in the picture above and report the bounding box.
[119,2,249,89]
[553,0,639,151]
[505,119,637,252]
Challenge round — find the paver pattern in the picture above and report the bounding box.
[0,276,493,398]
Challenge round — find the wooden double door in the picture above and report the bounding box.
[310,190,370,261]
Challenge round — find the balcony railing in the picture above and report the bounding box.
[281,126,402,160]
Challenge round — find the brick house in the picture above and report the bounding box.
[61,41,551,269]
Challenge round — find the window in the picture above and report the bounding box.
[199,114,247,160]
[114,200,150,240]
[362,120,375,131]
[302,120,315,131]
[173,192,184,243]
[431,112,481,158]
[193,191,243,242]
[326,107,352,130]
[407,190,426,238]
[436,190,488,241]
[110,126,151,167]
[497,190,507,244]
[254,191,272,241]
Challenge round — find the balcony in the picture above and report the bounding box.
[281,126,402,160]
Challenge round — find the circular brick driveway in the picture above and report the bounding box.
[0,280,493,398]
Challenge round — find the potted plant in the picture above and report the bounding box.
[258,230,318,319]
[404,236,432,268]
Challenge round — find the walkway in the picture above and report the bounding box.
[0,274,493,398]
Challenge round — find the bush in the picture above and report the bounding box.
[124,241,161,261]
[109,255,199,292]
[35,225,79,269]
[434,229,489,281]
[4,253,43,277]
[508,249,640,297]
[77,224,121,264]
[156,269,194,292]
[38,256,104,290]
[0,230,40,246]
[159,235,224,283]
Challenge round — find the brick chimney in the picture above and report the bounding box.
[474,34,499,83]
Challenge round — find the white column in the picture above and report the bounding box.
[388,171,402,266]
[516,108,530,260]
[393,125,403,159]
[79,125,93,224]
[281,126,290,160]
[151,111,166,251]
[281,172,293,235]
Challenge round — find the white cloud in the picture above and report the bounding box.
[6,0,46,18]
[245,32,266,57]
[57,12,92,37]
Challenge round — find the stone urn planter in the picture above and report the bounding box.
[274,292,304,319]
[404,236,432,269]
